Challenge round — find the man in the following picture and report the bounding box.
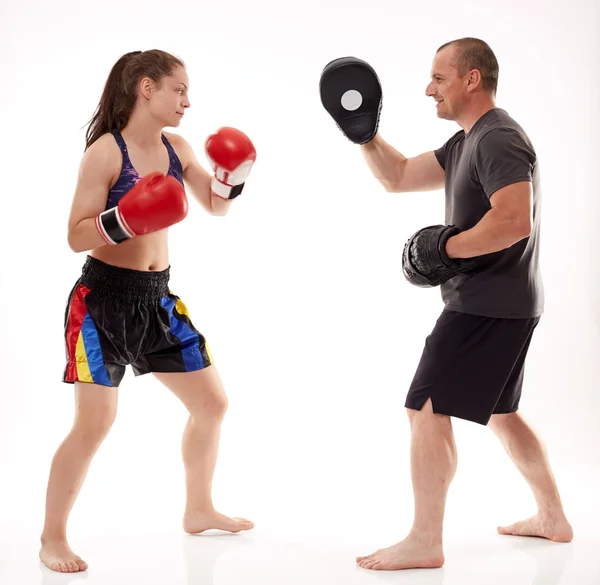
[320,38,572,571]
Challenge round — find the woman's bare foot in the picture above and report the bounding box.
[356,534,444,571]
[183,509,254,534]
[497,512,573,542]
[39,538,88,573]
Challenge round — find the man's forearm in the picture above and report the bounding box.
[360,134,407,191]
[446,207,530,259]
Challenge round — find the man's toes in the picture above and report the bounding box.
[359,557,375,569]
[231,517,253,529]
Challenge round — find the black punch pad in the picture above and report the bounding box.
[319,56,382,145]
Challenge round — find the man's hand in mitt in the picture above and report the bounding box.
[402,225,478,288]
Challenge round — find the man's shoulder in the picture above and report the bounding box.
[473,109,529,142]
[470,111,537,170]
[439,128,466,157]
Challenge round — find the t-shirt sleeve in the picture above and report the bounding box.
[474,128,536,198]
[434,143,447,170]
[434,130,462,171]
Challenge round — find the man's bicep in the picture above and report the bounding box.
[489,181,533,234]
[396,151,445,192]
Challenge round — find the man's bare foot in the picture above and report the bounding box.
[356,534,444,571]
[39,539,88,573]
[183,509,254,534]
[497,512,573,542]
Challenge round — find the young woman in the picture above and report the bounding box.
[40,49,257,574]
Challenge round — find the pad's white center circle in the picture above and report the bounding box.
[341,89,362,111]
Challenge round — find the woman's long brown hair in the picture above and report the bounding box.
[84,49,185,150]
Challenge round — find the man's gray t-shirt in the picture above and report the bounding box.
[434,108,543,319]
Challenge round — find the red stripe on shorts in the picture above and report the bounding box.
[64,284,92,382]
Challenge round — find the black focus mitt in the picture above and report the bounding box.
[319,56,382,145]
[402,225,478,288]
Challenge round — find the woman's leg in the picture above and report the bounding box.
[39,383,118,572]
[154,366,254,534]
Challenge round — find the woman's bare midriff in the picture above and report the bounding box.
[90,229,170,272]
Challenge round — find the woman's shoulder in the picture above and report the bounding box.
[80,133,122,176]
[163,131,188,149]
[163,131,192,167]
[85,132,121,157]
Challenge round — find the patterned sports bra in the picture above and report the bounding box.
[106,131,184,210]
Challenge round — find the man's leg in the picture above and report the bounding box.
[488,412,573,542]
[356,398,456,570]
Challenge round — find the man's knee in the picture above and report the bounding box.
[489,411,521,433]
[407,398,447,425]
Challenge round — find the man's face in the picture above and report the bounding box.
[425,46,469,121]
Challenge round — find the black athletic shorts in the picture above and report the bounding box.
[63,256,212,387]
[405,310,540,425]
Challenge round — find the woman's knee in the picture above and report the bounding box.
[71,386,118,448]
[186,384,228,422]
[70,415,116,451]
[155,367,229,421]
[199,389,228,421]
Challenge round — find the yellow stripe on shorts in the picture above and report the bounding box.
[175,297,191,318]
[75,331,93,383]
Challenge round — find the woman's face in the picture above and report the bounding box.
[146,65,190,128]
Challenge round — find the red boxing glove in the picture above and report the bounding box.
[205,127,256,200]
[96,172,188,245]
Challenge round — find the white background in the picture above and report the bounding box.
[1,0,599,583]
